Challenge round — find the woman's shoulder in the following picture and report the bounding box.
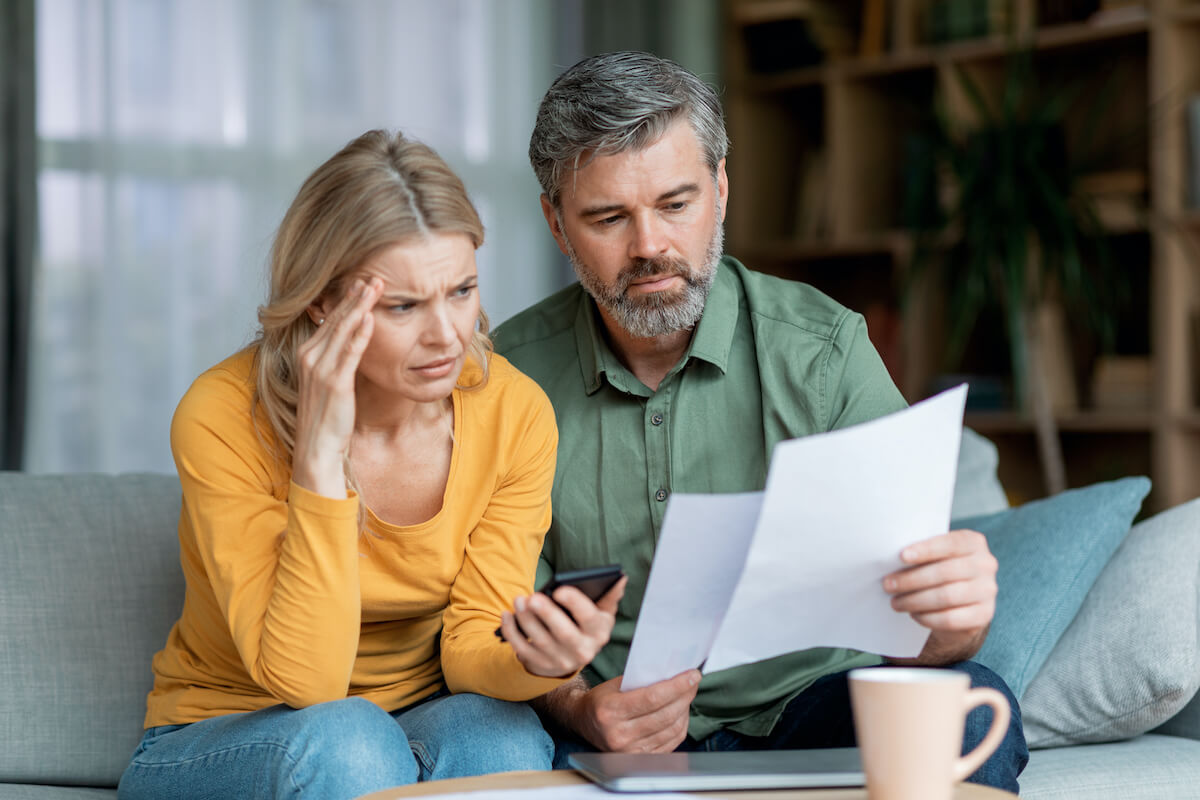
[177,348,257,413]
[171,347,262,445]
[478,352,551,404]
[460,353,555,429]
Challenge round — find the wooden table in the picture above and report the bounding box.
[357,769,1018,798]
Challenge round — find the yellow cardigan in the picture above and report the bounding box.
[144,347,566,726]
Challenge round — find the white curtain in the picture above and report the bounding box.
[29,0,573,474]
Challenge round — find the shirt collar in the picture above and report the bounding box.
[572,257,739,396]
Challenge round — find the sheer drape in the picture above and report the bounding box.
[29,0,569,473]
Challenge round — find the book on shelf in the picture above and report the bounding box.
[1189,95,1200,210]
[1090,355,1152,411]
[859,0,887,57]
[793,150,829,241]
[1076,169,1147,230]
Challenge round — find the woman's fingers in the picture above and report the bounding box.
[302,278,381,378]
[292,277,381,485]
[507,589,619,678]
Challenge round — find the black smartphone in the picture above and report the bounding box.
[495,564,624,640]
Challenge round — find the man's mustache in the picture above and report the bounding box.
[617,257,694,291]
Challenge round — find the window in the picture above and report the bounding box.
[30,0,569,473]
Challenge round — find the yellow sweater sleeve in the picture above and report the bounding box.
[439,369,569,700]
[170,361,363,708]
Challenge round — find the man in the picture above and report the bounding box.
[493,51,1028,792]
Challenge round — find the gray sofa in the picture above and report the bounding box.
[1,437,1199,797]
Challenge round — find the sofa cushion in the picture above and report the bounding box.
[0,786,117,798]
[950,427,1009,519]
[1019,733,1200,799]
[1022,498,1200,747]
[954,476,1150,699]
[0,473,182,788]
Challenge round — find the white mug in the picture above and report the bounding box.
[849,667,1010,800]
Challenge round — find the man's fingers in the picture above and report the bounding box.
[899,529,990,565]
[590,672,699,752]
[890,576,996,614]
[631,670,700,715]
[884,555,987,595]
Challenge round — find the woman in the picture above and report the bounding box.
[118,129,623,800]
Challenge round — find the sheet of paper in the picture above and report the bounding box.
[622,491,763,691]
[702,384,966,674]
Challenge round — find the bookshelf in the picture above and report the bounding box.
[722,0,1200,511]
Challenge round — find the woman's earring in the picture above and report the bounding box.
[318,318,325,325]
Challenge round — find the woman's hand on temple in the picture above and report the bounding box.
[291,277,382,498]
[501,576,627,678]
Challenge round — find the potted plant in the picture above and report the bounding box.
[904,50,1127,495]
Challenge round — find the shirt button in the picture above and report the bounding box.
[655,488,667,502]
[650,412,664,426]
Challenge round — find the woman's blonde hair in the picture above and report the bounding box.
[251,129,491,476]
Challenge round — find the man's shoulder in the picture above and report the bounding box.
[492,283,584,368]
[726,257,856,341]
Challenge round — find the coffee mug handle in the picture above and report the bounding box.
[952,687,1011,783]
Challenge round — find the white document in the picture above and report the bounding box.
[623,384,967,687]
[621,492,763,690]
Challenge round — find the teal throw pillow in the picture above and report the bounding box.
[953,476,1150,699]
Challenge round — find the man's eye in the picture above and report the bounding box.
[666,201,687,212]
[598,215,622,226]
[390,303,415,313]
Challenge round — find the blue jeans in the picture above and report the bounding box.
[552,661,1028,794]
[118,693,553,800]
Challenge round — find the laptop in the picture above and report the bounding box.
[569,747,865,792]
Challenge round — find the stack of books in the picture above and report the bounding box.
[1091,355,1152,411]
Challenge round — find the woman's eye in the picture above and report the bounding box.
[454,285,476,298]
[390,303,415,314]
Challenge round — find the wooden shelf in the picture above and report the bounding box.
[744,16,1148,91]
[723,0,1200,510]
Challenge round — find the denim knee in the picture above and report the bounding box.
[945,660,1029,793]
[397,693,553,780]
[289,697,418,783]
[118,698,417,800]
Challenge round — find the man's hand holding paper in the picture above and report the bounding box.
[883,527,999,666]
[623,384,991,690]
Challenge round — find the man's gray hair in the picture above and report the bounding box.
[529,51,730,207]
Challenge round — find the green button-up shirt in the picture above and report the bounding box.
[494,257,907,740]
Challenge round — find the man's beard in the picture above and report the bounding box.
[564,216,724,339]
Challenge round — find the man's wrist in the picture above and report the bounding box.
[532,674,591,731]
